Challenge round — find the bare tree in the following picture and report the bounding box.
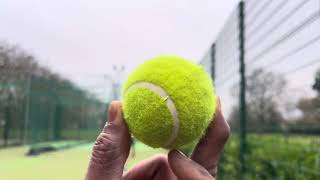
[296,68,320,123]
[312,69,320,95]
[229,68,287,132]
[0,41,106,147]
[297,98,320,122]
[0,41,40,146]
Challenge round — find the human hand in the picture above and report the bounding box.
[85,99,230,180]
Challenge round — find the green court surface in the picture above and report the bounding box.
[0,142,167,180]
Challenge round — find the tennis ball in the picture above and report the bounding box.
[122,56,216,149]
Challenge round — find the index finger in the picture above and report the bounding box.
[190,97,230,177]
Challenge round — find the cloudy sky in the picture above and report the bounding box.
[1,0,319,117]
[0,0,239,89]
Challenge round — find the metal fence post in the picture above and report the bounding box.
[23,74,32,144]
[238,1,247,178]
[210,43,216,81]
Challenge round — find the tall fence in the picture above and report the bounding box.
[0,72,112,147]
[200,0,320,179]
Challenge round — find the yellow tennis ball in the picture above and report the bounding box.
[122,56,216,149]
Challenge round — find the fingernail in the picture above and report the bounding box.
[171,149,187,158]
[108,101,120,122]
[115,104,123,121]
[111,102,124,127]
[217,96,222,110]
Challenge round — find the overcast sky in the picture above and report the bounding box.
[0,0,239,89]
[1,0,319,117]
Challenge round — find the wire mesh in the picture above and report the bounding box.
[200,0,320,179]
[0,47,112,147]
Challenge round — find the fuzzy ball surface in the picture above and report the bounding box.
[122,56,216,149]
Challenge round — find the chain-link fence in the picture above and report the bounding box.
[0,75,110,147]
[0,43,114,147]
[200,0,320,179]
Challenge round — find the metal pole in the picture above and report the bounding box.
[238,1,247,179]
[112,65,125,100]
[23,74,32,144]
[210,43,216,82]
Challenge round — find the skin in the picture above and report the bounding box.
[86,98,230,180]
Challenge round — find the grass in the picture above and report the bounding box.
[218,134,320,179]
[2,134,319,179]
[0,141,167,180]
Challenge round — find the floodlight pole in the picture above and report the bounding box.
[112,65,125,100]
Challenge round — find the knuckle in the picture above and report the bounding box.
[148,154,169,170]
[95,132,118,150]
[91,132,120,166]
[154,155,168,165]
[102,122,118,133]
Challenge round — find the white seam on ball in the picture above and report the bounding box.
[125,82,179,148]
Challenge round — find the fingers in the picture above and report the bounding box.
[191,97,230,177]
[168,150,214,180]
[86,101,131,180]
[123,155,177,180]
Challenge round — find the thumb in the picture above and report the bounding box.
[168,150,214,180]
[86,101,131,180]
